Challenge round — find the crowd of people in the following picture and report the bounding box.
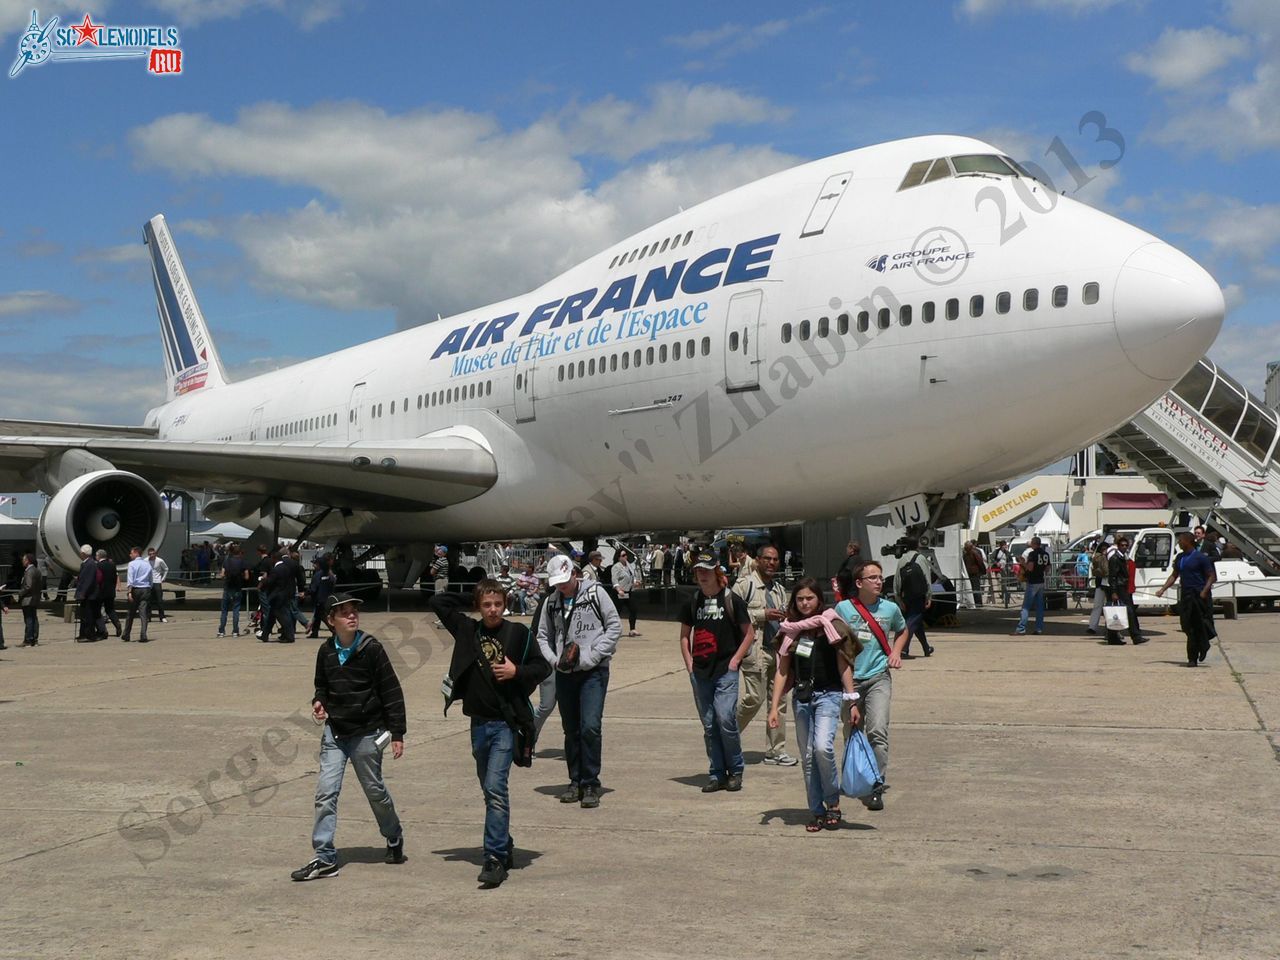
[289,539,932,890]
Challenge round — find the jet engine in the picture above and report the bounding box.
[39,470,165,572]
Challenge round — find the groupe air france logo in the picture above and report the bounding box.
[864,228,975,286]
[9,9,183,79]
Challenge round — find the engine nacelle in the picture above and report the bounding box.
[39,470,166,572]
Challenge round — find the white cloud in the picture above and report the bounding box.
[566,84,789,161]
[75,243,150,264]
[1137,3,1280,155]
[148,0,352,29]
[0,290,80,317]
[665,9,827,56]
[0,2,79,39]
[0,355,162,421]
[1125,27,1248,90]
[1207,319,1273,394]
[130,92,799,327]
[959,0,1127,17]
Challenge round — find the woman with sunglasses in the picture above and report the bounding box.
[768,577,861,832]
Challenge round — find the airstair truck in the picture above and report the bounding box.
[1129,527,1280,617]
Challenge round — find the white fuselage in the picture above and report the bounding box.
[145,136,1224,543]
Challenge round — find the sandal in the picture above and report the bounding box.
[824,807,843,828]
[805,817,824,833]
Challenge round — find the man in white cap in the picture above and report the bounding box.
[535,553,621,809]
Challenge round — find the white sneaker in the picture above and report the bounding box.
[762,753,798,767]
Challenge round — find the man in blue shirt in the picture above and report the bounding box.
[1156,531,1217,667]
[121,546,153,643]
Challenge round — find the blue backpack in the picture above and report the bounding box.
[1074,551,1092,579]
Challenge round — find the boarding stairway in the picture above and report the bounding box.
[1102,357,1280,572]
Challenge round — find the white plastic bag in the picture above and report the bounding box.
[1103,605,1129,632]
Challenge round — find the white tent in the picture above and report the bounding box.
[1032,503,1068,537]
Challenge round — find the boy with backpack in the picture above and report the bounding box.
[433,579,549,888]
[894,538,934,657]
[291,594,406,881]
[680,550,755,793]
[535,554,621,809]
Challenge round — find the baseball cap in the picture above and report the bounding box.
[692,549,719,571]
[546,554,575,586]
[326,593,365,613]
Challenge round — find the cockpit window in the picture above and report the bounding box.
[950,154,1017,176]
[899,154,1022,191]
[898,160,933,191]
[922,157,953,184]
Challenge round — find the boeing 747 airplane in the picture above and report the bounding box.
[0,135,1224,574]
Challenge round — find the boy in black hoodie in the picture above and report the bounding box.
[291,594,407,881]
[433,579,549,889]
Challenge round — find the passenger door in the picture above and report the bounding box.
[724,289,763,393]
[1131,530,1173,599]
[348,381,367,440]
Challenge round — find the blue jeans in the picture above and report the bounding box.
[312,726,402,864]
[218,587,242,633]
[1016,582,1046,633]
[471,719,516,861]
[794,691,842,815]
[556,664,609,788]
[689,669,744,780]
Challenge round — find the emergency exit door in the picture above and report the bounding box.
[724,289,763,393]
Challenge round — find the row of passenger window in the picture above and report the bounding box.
[609,229,696,270]
[269,412,339,439]
[558,336,712,382]
[780,282,1101,343]
[359,380,498,422]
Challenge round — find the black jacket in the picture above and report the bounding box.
[1106,550,1129,596]
[312,631,407,738]
[432,593,549,723]
[265,559,296,602]
[75,557,100,601]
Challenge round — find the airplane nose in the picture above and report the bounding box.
[1113,241,1225,381]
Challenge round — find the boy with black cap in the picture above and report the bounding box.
[434,579,550,888]
[680,549,754,793]
[291,593,407,881]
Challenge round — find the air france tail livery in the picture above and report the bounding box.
[0,135,1224,574]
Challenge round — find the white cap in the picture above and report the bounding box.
[546,554,574,586]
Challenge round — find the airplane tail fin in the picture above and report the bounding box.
[143,214,230,401]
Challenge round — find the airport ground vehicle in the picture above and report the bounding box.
[1129,528,1280,616]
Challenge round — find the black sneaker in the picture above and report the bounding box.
[290,857,339,881]
[580,785,600,808]
[861,786,884,811]
[701,778,726,793]
[385,837,405,864]
[725,774,743,792]
[477,857,508,888]
[558,784,582,803]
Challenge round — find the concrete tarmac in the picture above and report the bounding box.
[2,601,1277,960]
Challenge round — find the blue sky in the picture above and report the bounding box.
[1,0,1277,437]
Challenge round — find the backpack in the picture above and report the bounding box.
[897,553,929,601]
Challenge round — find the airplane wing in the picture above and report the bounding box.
[0,433,498,511]
[0,418,159,439]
